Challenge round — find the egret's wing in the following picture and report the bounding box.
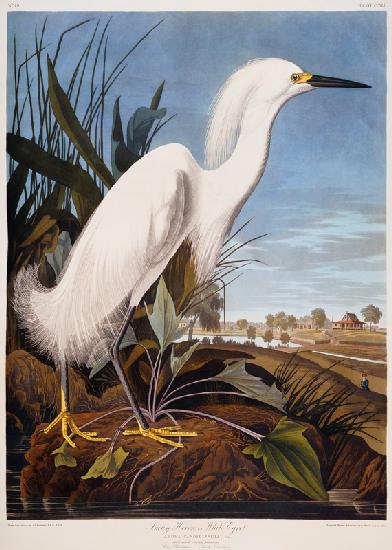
[29,159,192,362]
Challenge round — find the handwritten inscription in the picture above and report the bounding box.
[149,521,247,549]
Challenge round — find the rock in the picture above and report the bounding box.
[6,350,128,434]
[20,403,328,504]
[327,433,379,489]
[6,412,24,434]
[357,456,386,503]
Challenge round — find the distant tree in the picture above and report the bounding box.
[361,304,382,330]
[274,311,288,331]
[263,329,274,347]
[280,332,290,346]
[247,325,257,340]
[311,308,327,329]
[286,315,297,331]
[265,314,275,328]
[186,283,223,340]
[237,319,248,331]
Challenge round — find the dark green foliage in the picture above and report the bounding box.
[111,81,168,180]
[243,416,328,501]
[111,97,140,180]
[274,357,378,438]
[47,55,115,189]
[7,133,102,204]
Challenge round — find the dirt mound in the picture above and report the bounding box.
[6,351,128,433]
[21,404,328,503]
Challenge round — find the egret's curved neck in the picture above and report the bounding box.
[213,99,284,211]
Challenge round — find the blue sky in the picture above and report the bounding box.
[7,11,386,323]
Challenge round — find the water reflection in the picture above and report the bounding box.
[7,436,386,521]
[176,334,300,349]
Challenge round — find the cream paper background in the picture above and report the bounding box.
[0,1,390,549]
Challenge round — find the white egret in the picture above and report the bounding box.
[14,58,370,447]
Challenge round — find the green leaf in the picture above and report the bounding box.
[150,80,165,110]
[47,56,115,189]
[170,341,199,377]
[111,97,139,181]
[46,231,72,277]
[7,133,102,206]
[72,190,96,227]
[82,447,129,480]
[119,325,138,350]
[243,417,328,501]
[126,106,166,155]
[51,441,77,468]
[212,360,286,411]
[86,340,110,379]
[146,277,185,351]
[7,164,29,226]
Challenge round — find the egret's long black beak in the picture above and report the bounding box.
[308,74,371,88]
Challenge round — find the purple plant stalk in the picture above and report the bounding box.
[157,408,264,441]
[158,376,222,409]
[109,415,135,452]
[147,351,161,420]
[158,390,249,411]
[129,411,180,503]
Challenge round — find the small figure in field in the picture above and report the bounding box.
[360,372,370,391]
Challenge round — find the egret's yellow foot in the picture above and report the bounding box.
[123,425,198,448]
[43,411,108,448]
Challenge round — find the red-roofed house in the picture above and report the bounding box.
[332,312,366,330]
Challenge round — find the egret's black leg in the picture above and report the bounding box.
[113,302,197,447]
[110,304,149,430]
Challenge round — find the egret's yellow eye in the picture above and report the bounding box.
[291,73,300,83]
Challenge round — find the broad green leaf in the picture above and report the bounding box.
[146,277,184,351]
[212,360,286,411]
[243,417,328,501]
[170,341,199,377]
[127,106,166,155]
[47,56,115,189]
[7,133,102,206]
[51,441,77,468]
[82,447,129,480]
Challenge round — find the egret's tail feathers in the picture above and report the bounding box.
[13,264,59,361]
[13,265,131,365]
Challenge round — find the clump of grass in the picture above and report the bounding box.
[274,355,378,438]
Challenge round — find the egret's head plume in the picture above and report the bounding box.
[205,58,311,169]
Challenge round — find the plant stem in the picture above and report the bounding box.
[109,415,135,452]
[157,408,264,441]
[151,352,163,421]
[148,351,161,420]
[129,411,179,504]
[158,391,248,411]
[158,377,215,408]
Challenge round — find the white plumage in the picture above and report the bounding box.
[13,57,370,442]
[15,58,312,365]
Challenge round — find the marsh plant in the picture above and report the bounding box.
[53,278,328,503]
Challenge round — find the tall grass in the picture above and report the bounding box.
[274,356,378,438]
[9,15,163,223]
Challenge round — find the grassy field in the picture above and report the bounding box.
[331,329,386,343]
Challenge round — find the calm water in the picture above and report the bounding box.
[177,334,300,349]
[7,435,386,520]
